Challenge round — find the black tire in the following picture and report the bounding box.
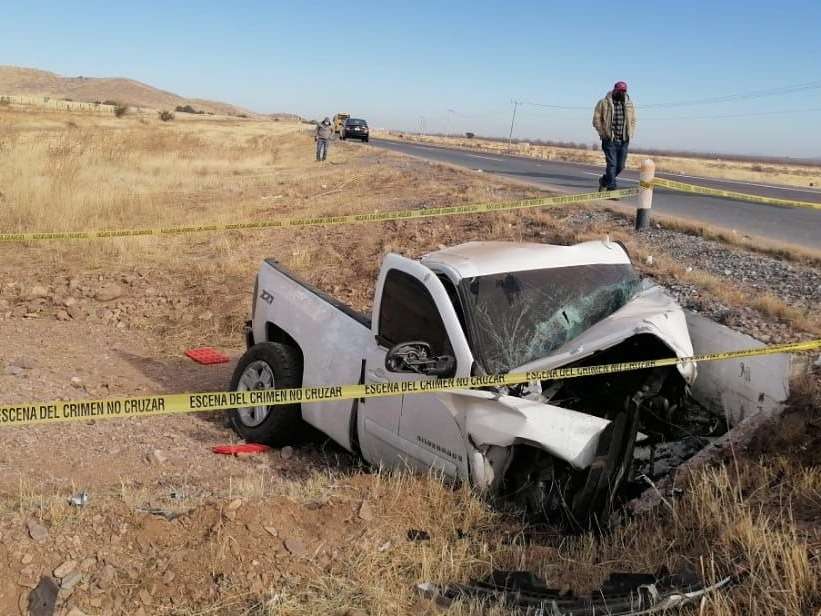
[229,342,307,445]
[363,136,369,143]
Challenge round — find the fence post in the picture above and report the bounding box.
[636,159,655,230]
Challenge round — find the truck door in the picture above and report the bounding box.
[358,254,474,480]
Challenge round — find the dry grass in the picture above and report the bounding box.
[174,455,819,615]
[377,131,821,190]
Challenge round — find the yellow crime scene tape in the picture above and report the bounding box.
[1,339,818,429]
[0,188,639,243]
[651,177,821,211]
[1,177,817,244]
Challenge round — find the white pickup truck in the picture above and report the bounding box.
[231,240,697,524]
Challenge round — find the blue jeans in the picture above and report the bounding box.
[316,138,329,161]
[600,139,629,189]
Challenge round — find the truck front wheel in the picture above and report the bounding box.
[229,342,307,446]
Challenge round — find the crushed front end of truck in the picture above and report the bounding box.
[438,259,706,526]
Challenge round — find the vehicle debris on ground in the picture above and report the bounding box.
[417,566,740,615]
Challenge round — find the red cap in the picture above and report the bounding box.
[614,81,628,92]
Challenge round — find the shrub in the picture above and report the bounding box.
[158,110,175,122]
[175,104,207,115]
[0,96,10,106]
[113,103,128,118]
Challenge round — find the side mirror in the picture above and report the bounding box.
[385,341,456,377]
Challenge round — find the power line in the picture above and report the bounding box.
[641,106,821,120]
[640,80,821,108]
[517,79,821,111]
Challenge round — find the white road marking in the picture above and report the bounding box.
[464,153,507,162]
[582,171,638,183]
[655,172,821,195]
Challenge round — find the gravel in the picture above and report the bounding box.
[565,209,820,309]
[559,208,819,342]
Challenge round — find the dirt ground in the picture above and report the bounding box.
[0,107,819,615]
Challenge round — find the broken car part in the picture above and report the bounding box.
[417,568,739,615]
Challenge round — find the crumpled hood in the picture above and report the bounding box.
[512,282,697,384]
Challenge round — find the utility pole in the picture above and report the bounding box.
[446,109,456,136]
[508,100,521,148]
[419,116,425,135]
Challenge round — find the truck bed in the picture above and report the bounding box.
[252,259,373,451]
[263,259,371,329]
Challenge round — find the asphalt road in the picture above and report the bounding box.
[372,138,821,251]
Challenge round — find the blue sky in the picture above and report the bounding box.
[2,1,820,157]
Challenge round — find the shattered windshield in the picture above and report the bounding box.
[460,264,641,373]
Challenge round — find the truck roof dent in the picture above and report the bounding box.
[420,240,630,280]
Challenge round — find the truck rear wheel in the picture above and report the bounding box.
[229,342,307,446]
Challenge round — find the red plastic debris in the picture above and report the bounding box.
[185,347,230,365]
[212,444,271,456]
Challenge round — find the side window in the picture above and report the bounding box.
[379,270,452,356]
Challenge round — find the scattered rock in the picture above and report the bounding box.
[27,519,49,543]
[5,364,25,377]
[79,557,97,571]
[263,526,278,538]
[147,449,167,465]
[55,310,71,321]
[28,285,49,299]
[284,537,306,555]
[28,577,59,616]
[227,498,243,511]
[95,564,116,587]
[21,553,33,565]
[70,376,83,388]
[198,311,213,321]
[95,284,123,302]
[60,570,82,590]
[644,255,654,266]
[66,305,84,320]
[66,608,88,616]
[63,297,78,307]
[280,446,294,460]
[139,588,152,604]
[358,500,375,522]
[54,560,78,578]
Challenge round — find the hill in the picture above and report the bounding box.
[0,65,256,116]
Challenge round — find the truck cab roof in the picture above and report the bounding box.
[420,240,631,281]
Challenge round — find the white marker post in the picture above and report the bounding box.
[636,159,655,230]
